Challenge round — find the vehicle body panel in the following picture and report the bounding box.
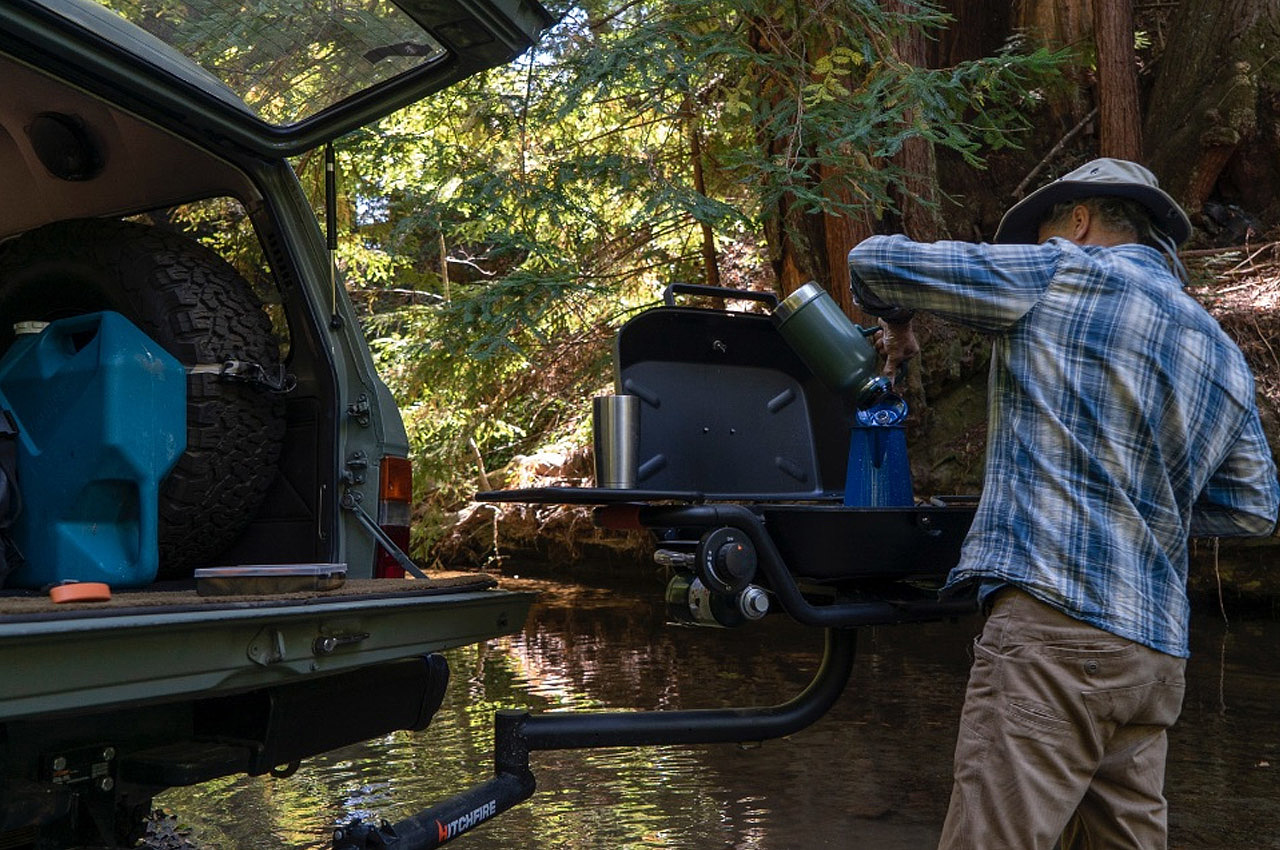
[0,0,553,842]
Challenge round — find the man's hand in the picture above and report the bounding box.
[876,318,919,386]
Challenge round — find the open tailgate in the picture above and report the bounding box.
[0,575,532,722]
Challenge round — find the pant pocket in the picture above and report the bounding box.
[1008,697,1074,737]
[956,639,1002,743]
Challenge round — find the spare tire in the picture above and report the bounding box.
[0,218,287,577]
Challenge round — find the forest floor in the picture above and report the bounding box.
[431,243,1280,606]
[1185,243,1280,438]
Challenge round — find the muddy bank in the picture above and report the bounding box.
[430,445,655,579]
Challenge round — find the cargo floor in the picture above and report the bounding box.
[0,573,497,620]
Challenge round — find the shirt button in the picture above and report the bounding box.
[1084,660,1100,675]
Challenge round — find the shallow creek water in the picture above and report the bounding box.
[156,575,1280,849]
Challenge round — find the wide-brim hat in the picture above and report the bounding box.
[994,158,1192,246]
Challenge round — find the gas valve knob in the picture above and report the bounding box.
[696,527,757,594]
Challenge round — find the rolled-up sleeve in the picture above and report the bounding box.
[848,234,1061,332]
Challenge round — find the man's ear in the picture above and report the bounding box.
[1071,203,1091,241]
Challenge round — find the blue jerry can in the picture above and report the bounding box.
[0,312,186,588]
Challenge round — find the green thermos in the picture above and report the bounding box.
[772,281,891,408]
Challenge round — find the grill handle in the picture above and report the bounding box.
[662,282,779,309]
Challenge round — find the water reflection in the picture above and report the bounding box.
[156,577,1280,849]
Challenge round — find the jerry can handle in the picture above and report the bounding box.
[37,311,106,356]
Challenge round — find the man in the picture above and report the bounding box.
[847,158,1280,850]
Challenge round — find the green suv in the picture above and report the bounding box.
[0,1,550,846]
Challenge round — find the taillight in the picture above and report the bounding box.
[376,455,413,578]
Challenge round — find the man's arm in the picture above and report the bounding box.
[848,234,1060,332]
[1191,415,1280,538]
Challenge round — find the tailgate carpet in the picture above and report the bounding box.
[0,573,497,621]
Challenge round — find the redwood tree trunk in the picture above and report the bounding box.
[930,0,1010,66]
[1014,0,1093,48]
[766,179,872,314]
[748,18,873,313]
[1143,0,1280,218]
[886,0,946,243]
[1093,0,1142,160]
[1013,0,1095,123]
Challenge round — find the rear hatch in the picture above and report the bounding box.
[0,0,552,717]
[0,0,555,156]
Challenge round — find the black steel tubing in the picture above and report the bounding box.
[637,503,976,627]
[335,627,856,850]
[333,771,534,850]
[508,625,855,751]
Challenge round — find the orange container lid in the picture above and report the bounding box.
[49,582,112,603]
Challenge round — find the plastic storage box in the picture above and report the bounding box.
[193,564,349,596]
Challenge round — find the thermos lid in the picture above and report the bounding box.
[772,281,826,325]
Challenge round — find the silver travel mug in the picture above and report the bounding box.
[593,394,639,489]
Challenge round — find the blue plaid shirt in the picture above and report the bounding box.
[849,235,1279,657]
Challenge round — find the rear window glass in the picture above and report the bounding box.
[89,0,447,125]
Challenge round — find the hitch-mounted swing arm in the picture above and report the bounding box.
[333,627,856,849]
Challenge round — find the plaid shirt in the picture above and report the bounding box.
[849,235,1279,657]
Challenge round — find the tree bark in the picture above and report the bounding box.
[748,18,874,313]
[1143,0,1278,217]
[1013,0,1096,124]
[767,178,873,314]
[1093,0,1143,160]
[885,0,947,243]
[688,118,722,290]
[1014,0,1093,49]
[929,0,1011,66]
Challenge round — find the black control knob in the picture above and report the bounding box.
[696,527,757,594]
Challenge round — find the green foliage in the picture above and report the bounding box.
[296,0,1067,551]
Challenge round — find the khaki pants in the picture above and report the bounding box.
[938,588,1187,850]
